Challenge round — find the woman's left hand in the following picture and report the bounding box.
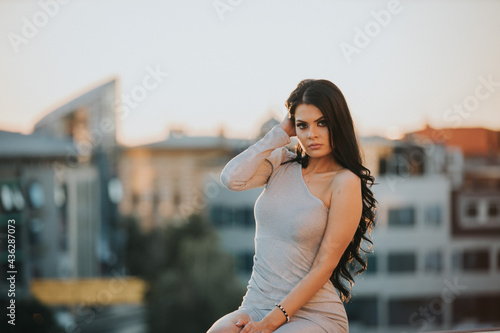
[235,318,276,333]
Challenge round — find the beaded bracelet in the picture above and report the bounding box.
[275,303,290,322]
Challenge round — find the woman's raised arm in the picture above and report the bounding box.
[220,124,291,191]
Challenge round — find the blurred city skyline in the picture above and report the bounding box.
[1,0,500,146]
[1,1,500,328]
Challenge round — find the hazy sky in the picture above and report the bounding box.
[1,0,499,146]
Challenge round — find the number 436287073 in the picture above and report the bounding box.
[7,219,16,269]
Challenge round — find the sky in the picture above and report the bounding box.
[1,0,499,146]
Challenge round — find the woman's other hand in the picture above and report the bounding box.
[235,318,276,333]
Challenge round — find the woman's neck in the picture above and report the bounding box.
[304,155,343,174]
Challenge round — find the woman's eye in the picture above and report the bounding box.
[297,121,326,129]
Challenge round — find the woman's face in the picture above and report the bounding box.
[294,103,333,157]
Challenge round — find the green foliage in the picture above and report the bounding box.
[143,213,246,333]
[123,215,165,280]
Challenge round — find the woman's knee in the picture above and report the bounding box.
[206,309,251,333]
[273,318,327,333]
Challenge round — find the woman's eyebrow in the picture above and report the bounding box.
[296,116,325,123]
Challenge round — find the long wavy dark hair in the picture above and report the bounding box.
[281,79,377,303]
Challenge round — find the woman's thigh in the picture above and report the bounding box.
[273,317,327,333]
[206,309,253,333]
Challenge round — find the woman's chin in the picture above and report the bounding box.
[306,149,330,158]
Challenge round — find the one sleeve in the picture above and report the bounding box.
[220,124,292,191]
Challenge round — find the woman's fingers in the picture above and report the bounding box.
[240,322,249,333]
[235,318,249,327]
[240,321,255,333]
[279,114,296,137]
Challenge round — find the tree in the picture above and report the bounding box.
[144,213,245,333]
[123,215,165,280]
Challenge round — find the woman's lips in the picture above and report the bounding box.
[309,144,322,149]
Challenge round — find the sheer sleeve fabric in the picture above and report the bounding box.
[220,124,293,191]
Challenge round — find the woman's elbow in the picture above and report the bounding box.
[220,171,229,188]
[224,181,246,191]
[220,171,244,191]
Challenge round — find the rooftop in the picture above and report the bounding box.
[0,129,76,158]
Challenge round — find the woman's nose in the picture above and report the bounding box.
[308,127,318,138]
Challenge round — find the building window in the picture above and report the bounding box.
[344,297,378,327]
[210,205,232,227]
[465,199,478,218]
[388,207,415,227]
[488,199,500,218]
[348,252,377,275]
[379,157,387,175]
[424,250,442,273]
[210,205,255,228]
[210,205,223,226]
[233,208,244,226]
[173,179,181,208]
[389,298,443,327]
[462,249,490,272]
[28,218,43,246]
[453,294,500,325]
[424,205,442,226]
[497,249,500,271]
[388,252,416,273]
[460,196,500,228]
[366,253,377,274]
[233,207,254,227]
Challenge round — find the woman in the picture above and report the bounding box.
[207,79,377,333]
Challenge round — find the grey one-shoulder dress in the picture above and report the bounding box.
[220,124,349,333]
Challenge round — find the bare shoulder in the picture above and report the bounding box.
[330,168,361,192]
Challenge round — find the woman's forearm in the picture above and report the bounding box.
[220,124,291,191]
[262,264,333,329]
